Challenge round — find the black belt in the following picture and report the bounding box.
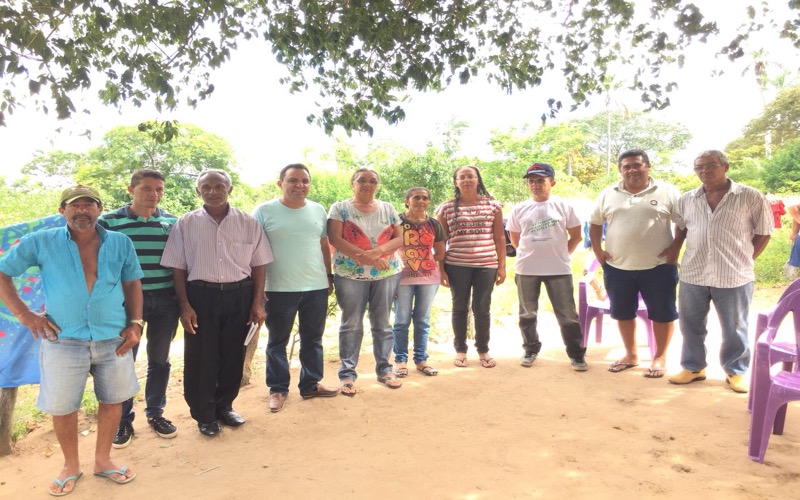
[188,279,253,290]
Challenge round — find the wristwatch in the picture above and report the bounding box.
[129,319,145,329]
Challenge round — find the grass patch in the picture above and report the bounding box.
[11,385,47,442]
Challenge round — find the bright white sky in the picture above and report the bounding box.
[1,2,798,186]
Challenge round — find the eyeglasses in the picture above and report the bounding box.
[456,175,478,181]
[527,177,549,185]
[693,163,721,171]
[620,164,646,171]
[355,179,378,185]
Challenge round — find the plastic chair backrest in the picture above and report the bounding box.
[763,289,800,364]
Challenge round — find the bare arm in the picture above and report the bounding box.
[0,272,60,341]
[509,230,520,249]
[249,264,267,325]
[589,223,610,264]
[752,234,771,260]
[492,213,507,285]
[658,226,687,264]
[789,205,800,241]
[566,226,581,255]
[435,212,450,287]
[327,219,365,261]
[172,267,197,334]
[321,236,334,294]
[118,279,143,355]
[360,223,404,265]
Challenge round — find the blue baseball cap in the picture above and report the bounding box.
[523,163,555,179]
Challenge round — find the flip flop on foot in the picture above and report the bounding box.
[49,471,83,497]
[378,373,403,389]
[395,366,409,377]
[453,357,468,368]
[340,382,357,397]
[607,360,639,373]
[479,357,497,368]
[643,367,666,378]
[93,465,135,485]
[416,365,438,376]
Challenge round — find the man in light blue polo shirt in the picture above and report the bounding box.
[253,163,338,413]
[0,185,143,496]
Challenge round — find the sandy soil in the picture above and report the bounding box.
[2,312,800,499]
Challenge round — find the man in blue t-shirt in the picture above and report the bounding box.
[253,164,338,413]
[0,185,143,494]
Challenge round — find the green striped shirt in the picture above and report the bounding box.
[98,205,177,291]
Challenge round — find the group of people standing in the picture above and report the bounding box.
[0,147,777,496]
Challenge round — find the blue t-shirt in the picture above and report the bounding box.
[253,199,329,292]
[0,225,144,341]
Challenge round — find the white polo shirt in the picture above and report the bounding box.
[589,179,679,271]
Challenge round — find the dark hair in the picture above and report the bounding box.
[617,149,650,167]
[450,165,492,230]
[130,169,165,187]
[404,187,431,208]
[350,167,380,183]
[280,163,310,181]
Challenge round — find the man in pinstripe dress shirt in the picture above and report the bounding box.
[162,169,273,436]
[667,150,772,393]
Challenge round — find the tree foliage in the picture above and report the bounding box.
[485,110,691,201]
[22,123,238,214]
[3,1,792,134]
[762,139,800,194]
[727,85,800,152]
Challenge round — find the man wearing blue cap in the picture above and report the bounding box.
[507,163,588,371]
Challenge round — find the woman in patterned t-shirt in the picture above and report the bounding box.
[435,166,506,368]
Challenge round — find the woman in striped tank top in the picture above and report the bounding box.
[435,166,507,368]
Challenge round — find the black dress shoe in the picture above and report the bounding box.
[216,410,246,427]
[198,421,221,437]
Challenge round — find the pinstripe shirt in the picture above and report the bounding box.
[160,206,273,283]
[674,180,773,288]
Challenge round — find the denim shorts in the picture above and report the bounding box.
[37,336,140,415]
[603,263,679,323]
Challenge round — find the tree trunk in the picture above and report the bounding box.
[0,387,19,456]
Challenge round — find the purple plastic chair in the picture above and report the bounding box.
[578,258,656,359]
[747,288,800,462]
[747,278,800,411]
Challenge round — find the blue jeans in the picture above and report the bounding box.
[678,281,754,375]
[515,274,585,359]
[121,288,179,423]
[445,264,496,354]
[265,289,329,395]
[334,274,401,381]
[392,283,439,364]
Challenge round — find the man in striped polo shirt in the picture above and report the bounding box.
[99,169,180,447]
[667,150,772,393]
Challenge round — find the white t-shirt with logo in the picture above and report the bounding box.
[507,196,581,276]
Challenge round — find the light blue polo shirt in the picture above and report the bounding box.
[253,199,329,292]
[0,224,144,341]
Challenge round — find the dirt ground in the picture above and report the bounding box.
[2,311,800,500]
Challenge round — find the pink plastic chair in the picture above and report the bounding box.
[747,289,800,462]
[747,278,800,411]
[578,259,656,359]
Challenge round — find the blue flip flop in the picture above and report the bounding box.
[49,471,83,496]
[93,465,136,484]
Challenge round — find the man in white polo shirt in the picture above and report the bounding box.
[589,149,680,378]
[667,150,772,393]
